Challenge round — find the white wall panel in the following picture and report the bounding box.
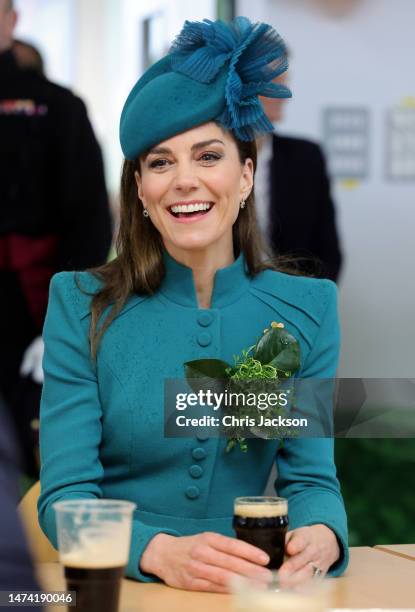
[14,0,75,85]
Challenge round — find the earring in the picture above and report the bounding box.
[240,199,246,209]
[143,208,149,218]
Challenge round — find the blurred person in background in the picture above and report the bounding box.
[257,70,343,282]
[0,0,113,478]
[0,393,42,601]
[12,38,44,75]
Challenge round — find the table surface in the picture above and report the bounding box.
[375,544,415,562]
[37,547,415,611]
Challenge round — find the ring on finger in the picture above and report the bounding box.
[310,563,323,578]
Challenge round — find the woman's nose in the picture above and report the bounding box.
[172,163,200,192]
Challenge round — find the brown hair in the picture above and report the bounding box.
[84,131,300,360]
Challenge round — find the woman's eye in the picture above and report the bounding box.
[200,152,221,162]
[149,158,169,169]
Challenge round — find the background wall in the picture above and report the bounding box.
[238,0,415,378]
[14,0,75,85]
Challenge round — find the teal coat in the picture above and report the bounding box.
[38,251,348,581]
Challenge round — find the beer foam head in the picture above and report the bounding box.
[234,497,288,518]
[59,522,130,568]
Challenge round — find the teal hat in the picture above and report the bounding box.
[119,16,292,160]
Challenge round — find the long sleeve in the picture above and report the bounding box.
[274,280,349,576]
[38,273,180,582]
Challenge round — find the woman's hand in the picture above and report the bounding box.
[140,531,272,593]
[279,524,340,579]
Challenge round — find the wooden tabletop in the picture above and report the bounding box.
[375,544,415,562]
[37,547,415,611]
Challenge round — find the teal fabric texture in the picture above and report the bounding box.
[38,252,349,581]
[119,17,292,159]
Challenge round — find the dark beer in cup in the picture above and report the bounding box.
[233,496,288,569]
[64,562,125,612]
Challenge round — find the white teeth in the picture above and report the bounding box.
[170,202,212,214]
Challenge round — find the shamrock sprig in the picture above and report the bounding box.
[184,322,301,453]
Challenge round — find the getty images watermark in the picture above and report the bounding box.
[164,379,312,441]
[174,389,307,429]
[164,378,415,439]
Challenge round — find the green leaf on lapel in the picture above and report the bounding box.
[184,359,230,394]
[269,342,301,374]
[184,358,230,379]
[253,326,300,373]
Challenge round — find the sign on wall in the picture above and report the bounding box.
[323,107,370,179]
[142,12,168,70]
[385,107,415,181]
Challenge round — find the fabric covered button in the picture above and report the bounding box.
[196,431,209,441]
[197,311,213,327]
[189,465,203,478]
[192,447,207,460]
[197,332,212,347]
[185,486,200,499]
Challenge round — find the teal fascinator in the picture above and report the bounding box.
[120,16,291,160]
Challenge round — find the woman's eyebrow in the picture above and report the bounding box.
[190,139,225,151]
[144,139,225,160]
[143,146,170,160]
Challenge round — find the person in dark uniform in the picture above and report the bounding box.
[0,0,113,477]
[257,72,343,282]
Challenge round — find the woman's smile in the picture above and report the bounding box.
[167,200,215,223]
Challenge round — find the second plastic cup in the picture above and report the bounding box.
[53,499,136,612]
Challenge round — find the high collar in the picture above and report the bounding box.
[0,49,18,75]
[159,249,250,309]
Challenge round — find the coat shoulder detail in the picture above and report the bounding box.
[250,269,336,348]
[49,271,148,321]
[49,271,103,320]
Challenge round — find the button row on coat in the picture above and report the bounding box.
[189,464,203,478]
[192,447,206,460]
[197,311,213,327]
[186,486,200,499]
[196,431,209,441]
[197,331,212,347]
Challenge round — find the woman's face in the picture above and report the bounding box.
[135,122,253,256]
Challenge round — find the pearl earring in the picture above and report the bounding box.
[240,199,246,209]
[143,209,149,218]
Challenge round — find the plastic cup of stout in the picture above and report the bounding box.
[53,499,136,612]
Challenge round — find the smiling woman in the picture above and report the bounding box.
[38,16,349,593]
